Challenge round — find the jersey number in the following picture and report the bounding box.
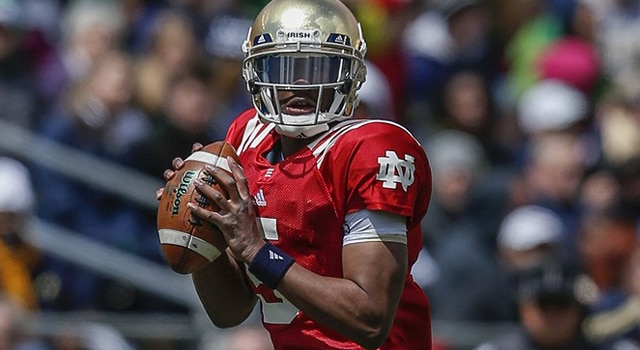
[250,217,300,324]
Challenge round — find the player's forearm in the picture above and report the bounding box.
[192,250,257,328]
[277,264,403,349]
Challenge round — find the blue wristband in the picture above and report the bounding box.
[248,243,295,290]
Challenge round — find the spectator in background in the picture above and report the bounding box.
[20,0,68,113]
[346,0,423,121]
[133,64,219,179]
[354,60,394,120]
[593,81,640,168]
[131,62,222,268]
[489,0,546,51]
[509,132,587,265]
[426,69,513,169]
[133,9,199,118]
[0,293,47,350]
[509,79,595,264]
[417,129,508,321]
[202,13,254,129]
[535,37,602,98]
[468,205,566,322]
[0,0,41,129]
[0,157,40,311]
[614,155,640,221]
[501,0,604,101]
[578,203,640,348]
[501,0,564,99]
[585,0,640,95]
[118,0,166,56]
[516,79,591,139]
[442,204,567,323]
[37,50,151,168]
[475,259,597,350]
[572,0,601,43]
[58,1,124,88]
[498,205,565,272]
[402,0,494,122]
[168,0,234,40]
[578,167,621,214]
[515,77,601,171]
[32,50,154,311]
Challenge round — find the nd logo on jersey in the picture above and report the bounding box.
[376,150,416,192]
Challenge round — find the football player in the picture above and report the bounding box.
[159,0,433,348]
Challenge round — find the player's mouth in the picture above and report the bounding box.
[283,96,316,115]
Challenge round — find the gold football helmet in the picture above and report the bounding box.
[242,0,367,138]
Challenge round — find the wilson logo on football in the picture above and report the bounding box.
[172,170,196,215]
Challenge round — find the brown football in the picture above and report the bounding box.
[157,141,241,274]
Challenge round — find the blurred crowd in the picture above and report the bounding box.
[0,0,638,349]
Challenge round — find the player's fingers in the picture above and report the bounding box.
[191,142,204,153]
[163,169,175,181]
[204,164,240,202]
[172,157,184,170]
[155,187,164,201]
[193,178,231,213]
[227,157,250,199]
[187,202,222,224]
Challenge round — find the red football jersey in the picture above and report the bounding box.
[225,109,433,349]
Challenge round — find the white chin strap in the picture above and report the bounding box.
[274,124,330,139]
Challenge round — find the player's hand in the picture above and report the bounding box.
[155,142,205,201]
[188,157,265,264]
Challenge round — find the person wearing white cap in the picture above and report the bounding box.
[0,157,40,311]
[517,79,589,135]
[451,205,567,323]
[497,205,564,272]
[494,204,566,318]
[0,157,35,215]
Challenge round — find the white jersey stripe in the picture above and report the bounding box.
[309,120,360,158]
[238,114,275,154]
[250,122,275,149]
[307,119,360,151]
[238,115,260,153]
[311,120,374,168]
[310,119,422,168]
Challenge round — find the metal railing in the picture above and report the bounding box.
[24,220,199,308]
[0,119,162,209]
